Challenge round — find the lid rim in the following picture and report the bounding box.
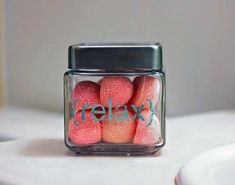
[68,43,162,70]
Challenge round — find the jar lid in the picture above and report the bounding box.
[68,43,162,71]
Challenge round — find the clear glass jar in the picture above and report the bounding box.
[64,43,165,155]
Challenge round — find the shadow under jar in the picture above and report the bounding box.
[64,43,166,155]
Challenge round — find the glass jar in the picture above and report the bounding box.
[64,43,165,155]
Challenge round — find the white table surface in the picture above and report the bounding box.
[0,106,235,185]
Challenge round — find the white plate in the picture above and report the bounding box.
[176,143,235,185]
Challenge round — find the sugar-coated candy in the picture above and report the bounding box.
[100,76,133,108]
[130,76,159,110]
[133,110,161,145]
[73,81,100,111]
[101,108,136,143]
[68,110,101,144]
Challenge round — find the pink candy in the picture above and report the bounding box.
[131,76,159,109]
[133,110,161,145]
[100,76,133,108]
[101,109,136,143]
[73,81,100,111]
[68,111,101,144]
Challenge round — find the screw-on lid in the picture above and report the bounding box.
[68,43,162,71]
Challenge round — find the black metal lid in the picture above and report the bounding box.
[68,43,162,71]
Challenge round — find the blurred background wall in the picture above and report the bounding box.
[0,0,6,107]
[3,0,235,117]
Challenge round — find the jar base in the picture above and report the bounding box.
[66,143,164,156]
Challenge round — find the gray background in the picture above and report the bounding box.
[4,0,235,117]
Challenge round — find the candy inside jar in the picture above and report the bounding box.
[64,43,165,155]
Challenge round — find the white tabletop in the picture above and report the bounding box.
[0,107,235,185]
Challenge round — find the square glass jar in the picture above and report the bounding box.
[64,43,165,155]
